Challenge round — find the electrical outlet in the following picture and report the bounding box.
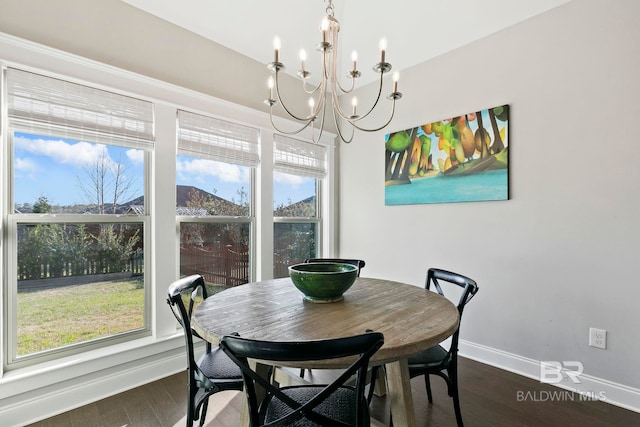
[589,328,607,349]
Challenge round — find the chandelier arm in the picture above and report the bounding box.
[335,77,356,95]
[302,78,323,95]
[330,90,351,121]
[328,72,356,122]
[274,72,317,122]
[311,80,329,119]
[268,108,315,135]
[268,103,327,144]
[329,68,386,123]
[350,72,385,122]
[332,105,355,144]
[330,31,357,95]
[348,98,398,133]
[311,95,329,143]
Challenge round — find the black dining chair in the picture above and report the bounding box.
[304,258,366,277]
[368,268,478,427]
[167,275,244,427]
[410,268,478,426]
[221,331,384,427]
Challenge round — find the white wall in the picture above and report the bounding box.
[339,0,640,410]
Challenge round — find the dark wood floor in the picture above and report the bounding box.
[28,357,639,426]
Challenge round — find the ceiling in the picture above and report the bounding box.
[121,0,571,86]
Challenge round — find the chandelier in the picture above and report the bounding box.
[264,0,402,143]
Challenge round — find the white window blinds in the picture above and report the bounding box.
[177,109,260,167]
[273,134,326,179]
[6,67,155,149]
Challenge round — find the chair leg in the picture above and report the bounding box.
[448,366,464,427]
[367,367,378,404]
[199,397,209,427]
[424,374,433,403]
[187,389,196,427]
[452,386,464,427]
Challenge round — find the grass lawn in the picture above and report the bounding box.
[17,277,145,356]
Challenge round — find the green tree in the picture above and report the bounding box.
[273,197,316,217]
[32,196,52,213]
[65,224,90,275]
[90,224,140,273]
[17,224,65,279]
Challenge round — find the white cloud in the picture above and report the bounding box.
[177,158,248,183]
[274,171,308,187]
[126,149,144,164]
[14,136,107,168]
[15,157,39,174]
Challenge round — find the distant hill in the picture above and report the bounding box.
[15,186,312,215]
[274,195,316,217]
[124,185,241,215]
[124,185,233,208]
[15,185,240,215]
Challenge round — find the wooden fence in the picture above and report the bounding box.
[16,254,144,281]
[180,245,249,287]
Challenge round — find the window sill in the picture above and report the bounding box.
[0,332,185,399]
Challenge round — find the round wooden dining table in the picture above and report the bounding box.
[192,276,459,427]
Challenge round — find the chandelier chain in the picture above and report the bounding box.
[325,0,335,17]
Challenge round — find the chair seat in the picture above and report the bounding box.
[264,386,364,426]
[198,346,243,380]
[407,344,448,368]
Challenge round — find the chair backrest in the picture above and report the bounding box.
[167,274,210,370]
[304,258,366,277]
[221,331,384,426]
[425,268,478,354]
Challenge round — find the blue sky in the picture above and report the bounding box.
[14,132,314,208]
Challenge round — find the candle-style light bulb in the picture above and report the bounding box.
[309,97,315,116]
[321,17,329,43]
[379,38,387,63]
[392,71,399,93]
[273,36,281,63]
[351,96,358,116]
[299,49,307,70]
[351,50,358,71]
[268,76,274,99]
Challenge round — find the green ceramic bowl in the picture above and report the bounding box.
[288,262,358,303]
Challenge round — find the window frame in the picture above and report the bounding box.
[175,109,260,286]
[272,134,326,277]
[2,67,154,369]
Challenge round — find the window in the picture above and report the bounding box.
[272,134,326,278]
[0,40,336,418]
[4,67,153,366]
[176,110,258,292]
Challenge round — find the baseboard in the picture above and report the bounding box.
[4,338,638,426]
[459,340,640,414]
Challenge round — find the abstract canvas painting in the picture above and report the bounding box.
[385,105,509,205]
